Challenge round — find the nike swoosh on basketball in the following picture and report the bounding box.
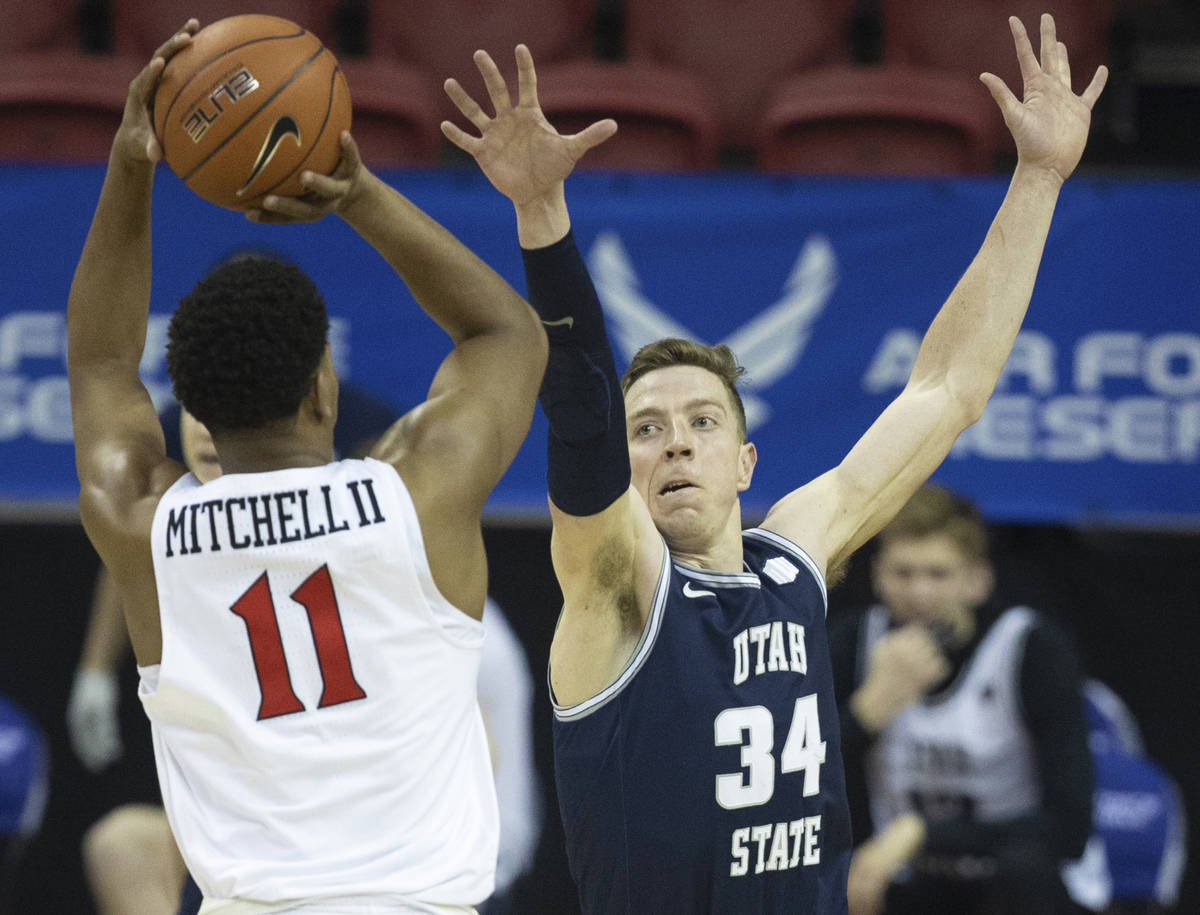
[683,581,716,598]
[541,316,575,328]
[238,115,302,196]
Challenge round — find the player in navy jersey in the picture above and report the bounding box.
[443,13,1106,914]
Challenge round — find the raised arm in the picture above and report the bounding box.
[67,24,198,662]
[254,130,546,617]
[764,14,1108,575]
[443,47,662,702]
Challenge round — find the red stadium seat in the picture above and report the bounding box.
[0,52,134,161]
[337,58,444,166]
[109,0,345,56]
[533,61,720,171]
[882,0,1114,105]
[624,0,857,147]
[367,0,594,80]
[0,1,82,53]
[369,0,721,170]
[755,65,1001,175]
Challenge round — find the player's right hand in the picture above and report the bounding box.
[115,19,198,165]
[67,668,124,772]
[440,44,616,207]
[250,131,367,224]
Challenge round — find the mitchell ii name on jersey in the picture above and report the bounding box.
[163,478,386,557]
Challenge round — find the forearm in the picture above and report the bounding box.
[521,229,630,516]
[910,164,1064,413]
[66,147,155,371]
[78,566,131,674]
[339,171,537,344]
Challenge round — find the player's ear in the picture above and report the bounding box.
[736,441,757,492]
[310,346,338,425]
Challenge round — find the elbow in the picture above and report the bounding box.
[937,378,990,429]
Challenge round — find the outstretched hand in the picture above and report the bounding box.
[441,44,617,207]
[980,13,1108,182]
[115,19,198,165]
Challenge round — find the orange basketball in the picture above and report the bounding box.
[152,15,351,211]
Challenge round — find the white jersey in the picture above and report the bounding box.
[863,605,1041,829]
[140,457,498,906]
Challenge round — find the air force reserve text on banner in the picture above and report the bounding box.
[1,166,1196,523]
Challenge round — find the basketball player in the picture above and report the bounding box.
[442,13,1107,912]
[75,411,542,915]
[828,485,1095,915]
[66,19,547,915]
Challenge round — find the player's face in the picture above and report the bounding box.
[180,409,222,483]
[872,534,991,633]
[625,365,755,551]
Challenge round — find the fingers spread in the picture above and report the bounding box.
[1056,40,1072,89]
[979,72,1018,119]
[1080,65,1109,110]
[444,78,490,131]
[441,119,480,154]
[473,49,511,116]
[568,118,618,156]
[515,44,540,109]
[1039,13,1059,74]
[1009,16,1040,88]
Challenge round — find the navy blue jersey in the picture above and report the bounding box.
[552,528,851,914]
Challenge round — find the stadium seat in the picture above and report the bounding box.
[755,65,1001,175]
[369,0,722,170]
[882,0,1115,108]
[535,61,721,171]
[337,58,444,166]
[624,0,857,147]
[0,1,83,53]
[0,52,134,161]
[109,0,345,56]
[367,0,594,81]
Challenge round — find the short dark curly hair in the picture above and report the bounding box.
[166,256,330,432]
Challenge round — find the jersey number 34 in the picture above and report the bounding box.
[715,694,827,809]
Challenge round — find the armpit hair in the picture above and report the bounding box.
[590,533,643,636]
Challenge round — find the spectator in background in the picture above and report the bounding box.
[73,402,543,915]
[828,484,1096,915]
[0,693,48,915]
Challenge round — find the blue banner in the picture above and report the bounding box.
[1,164,1196,524]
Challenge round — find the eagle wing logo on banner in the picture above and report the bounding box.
[587,232,838,432]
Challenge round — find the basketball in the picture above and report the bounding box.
[152,15,352,211]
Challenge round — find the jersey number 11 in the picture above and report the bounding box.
[230,565,368,720]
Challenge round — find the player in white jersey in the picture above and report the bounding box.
[65,21,546,914]
[828,485,1095,915]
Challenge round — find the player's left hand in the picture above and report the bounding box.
[114,19,199,165]
[248,130,367,223]
[980,14,1108,183]
[441,44,616,207]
